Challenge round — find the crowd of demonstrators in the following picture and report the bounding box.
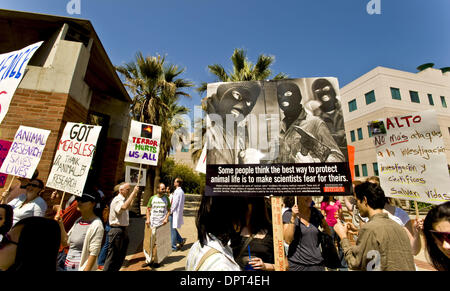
[0,216,61,271]
[320,195,348,270]
[186,195,244,271]
[103,182,139,271]
[422,201,450,271]
[334,182,416,270]
[170,178,186,251]
[142,182,171,268]
[231,197,275,271]
[283,196,332,271]
[57,190,104,271]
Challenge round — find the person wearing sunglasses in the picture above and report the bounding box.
[0,216,61,271]
[56,190,104,271]
[422,201,450,271]
[7,179,47,227]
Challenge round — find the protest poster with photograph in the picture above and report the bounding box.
[195,143,207,174]
[124,120,162,166]
[125,165,147,186]
[373,110,450,205]
[0,140,12,187]
[46,122,102,196]
[0,126,50,179]
[0,42,43,125]
[204,78,352,196]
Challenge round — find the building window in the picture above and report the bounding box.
[355,165,360,177]
[390,87,401,100]
[348,99,357,112]
[441,96,447,108]
[350,130,356,142]
[367,125,372,137]
[357,128,363,140]
[365,90,376,105]
[373,162,379,176]
[409,91,420,103]
[362,164,368,177]
[428,94,434,106]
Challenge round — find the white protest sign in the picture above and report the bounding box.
[0,126,50,178]
[124,120,161,166]
[46,123,102,196]
[374,110,450,204]
[0,42,43,125]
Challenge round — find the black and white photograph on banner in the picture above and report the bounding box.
[125,165,147,186]
[205,78,351,196]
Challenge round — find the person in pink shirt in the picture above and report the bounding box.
[320,196,347,270]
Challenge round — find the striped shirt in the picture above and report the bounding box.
[186,233,241,271]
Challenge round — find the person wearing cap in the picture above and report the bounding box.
[103,182,139,271]
[206,81,262,164]
[56,190,104,271]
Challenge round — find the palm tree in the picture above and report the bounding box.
[117,52,193,203]
[196,48,288,96]
[192,48,287,164]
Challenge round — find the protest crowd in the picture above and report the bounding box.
[0,38,449,274]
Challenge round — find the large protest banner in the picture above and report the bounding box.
[0,42,43,125]
[0,140,12,187]
[373,110,450,205]
[204,78,352,196]
[124,120,162,166]
[46,123,102,196]
[0,126,50,179]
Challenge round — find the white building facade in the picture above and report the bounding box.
[340,66,450,181]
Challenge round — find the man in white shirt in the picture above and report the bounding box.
[103,182,139,271]
[170,177,186,251]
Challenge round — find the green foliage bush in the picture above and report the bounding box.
[161,158,205,194]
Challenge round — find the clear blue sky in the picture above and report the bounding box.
[2,0,450,116]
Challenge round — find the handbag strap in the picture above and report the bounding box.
[195,248,220,271]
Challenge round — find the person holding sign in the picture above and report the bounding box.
[283,196,332,271]
[1,170,39,204]
[334,182,415,270]
[143,183,171,268]
[422,201,450,271]
[57,190,104,271]
[103,182,139,271]
[7,179,47,227]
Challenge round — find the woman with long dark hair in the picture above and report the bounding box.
[0,204,13,236]
[231,197,274,271]
[57,190,104,271]
[0,216,61,271]
[422,201,450,271]
[186,195,245,271]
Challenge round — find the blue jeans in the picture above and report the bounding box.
[169,215,183,250]
[97,223,111,266]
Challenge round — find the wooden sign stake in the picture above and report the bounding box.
[271,196,287,271]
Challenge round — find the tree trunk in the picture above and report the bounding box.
[153,166,161,195]
[143,166,155,206]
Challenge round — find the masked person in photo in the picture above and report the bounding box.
[311,78,348,160]
[206,82,262,164]
[276,81,344,163]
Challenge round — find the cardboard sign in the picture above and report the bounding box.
[0,126,50,179]
[46,123,102,196]
[125,165,147,186]
[0,140,12,187]
[374,110,450,204]
[204,78,352,196]
[143,223,172,264]
[124,120,162,166]
[0,42,44,125]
